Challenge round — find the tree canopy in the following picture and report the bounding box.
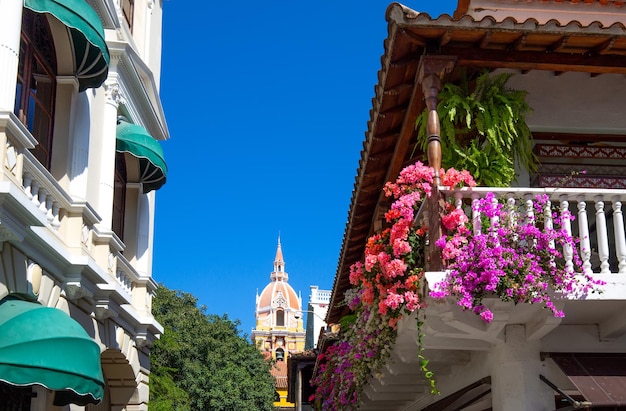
[149,285,277,410]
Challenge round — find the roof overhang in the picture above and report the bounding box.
[542,353,626,407]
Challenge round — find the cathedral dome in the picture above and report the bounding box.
[256,238,301,314]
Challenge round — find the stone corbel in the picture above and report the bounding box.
[65,281,93,301]
[0,222,21,244]
[94,286,118,320]
[135,326,151,348]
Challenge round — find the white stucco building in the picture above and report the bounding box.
[305,286,329,350]
[0,0,168,409]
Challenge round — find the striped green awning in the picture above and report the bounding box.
[0,294,104,406]
[24,0,110,91]
[116,119,168,193]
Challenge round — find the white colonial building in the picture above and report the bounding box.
[305,286,329,350]
[0,0,168,409]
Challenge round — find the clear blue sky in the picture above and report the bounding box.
[155,0,458,336]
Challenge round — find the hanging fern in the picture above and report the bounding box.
[415,71,537,187]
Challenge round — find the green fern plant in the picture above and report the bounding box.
[415,71,537,187]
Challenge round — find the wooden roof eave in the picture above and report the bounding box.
[327,20,409,324]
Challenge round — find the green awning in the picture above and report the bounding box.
[116,119,168,193]
[24,0,110,91]
[0,294,104,406]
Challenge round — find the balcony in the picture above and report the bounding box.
[357,185,626,410]
[0,111,160,340]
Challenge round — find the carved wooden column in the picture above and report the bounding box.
[417,56,455,271]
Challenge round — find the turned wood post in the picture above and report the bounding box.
[417,56,456,271]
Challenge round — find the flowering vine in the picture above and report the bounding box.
[312,163,474,410]
[312,162,603,410]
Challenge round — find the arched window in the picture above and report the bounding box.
[275,348,284,362]
[112,151,127,242]
[276,309,284,326]
[15,8,57,169]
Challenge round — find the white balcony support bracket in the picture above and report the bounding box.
[65,281,93,301]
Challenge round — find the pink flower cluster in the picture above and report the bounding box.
[312,163,475,409]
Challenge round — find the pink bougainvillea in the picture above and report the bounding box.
[312,162,474,410]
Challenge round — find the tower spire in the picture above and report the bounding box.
[271,235,288,281]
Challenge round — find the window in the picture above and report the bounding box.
[113,151,127,242]
[0,381,33,410]
[15,8,57,169]
[121,0,134,32]
[276,309,284,326]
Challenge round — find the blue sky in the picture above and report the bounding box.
[155,0,458,336]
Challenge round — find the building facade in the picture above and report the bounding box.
[0,0,168,409]
[305,286,329,350]
[321,1,626,410]
[253,238,306,410]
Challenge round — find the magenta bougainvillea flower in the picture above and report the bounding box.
[431,191,604,323]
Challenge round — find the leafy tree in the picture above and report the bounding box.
[149,285,277,410]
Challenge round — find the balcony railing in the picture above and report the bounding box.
[420,186,626,276]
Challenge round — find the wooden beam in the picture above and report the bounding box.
[591,36,616,55]
[443,46,626,74]
[548,35,569,53]
[402,28,428,47]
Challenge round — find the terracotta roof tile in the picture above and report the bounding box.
[271,360,288,377]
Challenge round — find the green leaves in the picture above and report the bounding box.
[416,71,537,187]
[149,285,277,411]
[416,317,439,395]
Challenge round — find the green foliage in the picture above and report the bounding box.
[149,285,277,411]
[416,71,537,187]
[339,313,357,332]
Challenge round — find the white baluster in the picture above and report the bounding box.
[612,198,626,274]
[544,197,554,250]
[51,202,61,230]
[594,196,610,274]
[559,195,573,273]
[490,194,499,233]
[506,194,518,243]
[38,188,48,215]
[472,193,481,235]
[454,191,463,211]
[506,194,517,229]
[577,197,592,275]
[23,172,33,199]
[45,195,54,224]
[524,193,535,224]
[30,181,40,207]
[525,193,537,248]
